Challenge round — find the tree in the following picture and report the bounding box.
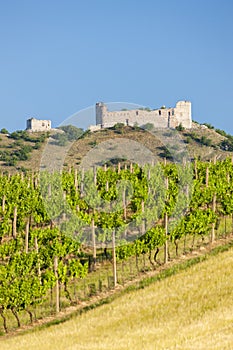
[58,125,83,141]
[0,128,9,134]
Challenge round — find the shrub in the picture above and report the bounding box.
[113,123,125,129]
[142,123,154,131]
[185,136,192,144]
[176,123,185,131]
[220,139,233,151]
[199,136,212,146]
[202,123,214,129]
[5,156,17,166]
[33,142,42,150]
[57,125,83,141]
[215,129,227,137]
[54,134,69,146]
[0,128,9,134]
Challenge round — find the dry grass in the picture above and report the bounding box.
[0,125,232,173]
[2,248,233,349]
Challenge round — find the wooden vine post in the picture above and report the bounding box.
[34,236,41,282]
[74,168,78,189]
[12,206,17,239]
[25,218,30,253]
[123,187,127,220]
[206,166,209,188]
[118,162,121,174]
[211,193,216,243]
[91,217,96,271]
[122,179,127,238]
[62,191,66,222]
[130,163,133,173]
[80,168,84,197]
[112,229,117,287]
[141,200,145,235]
[194,159,198,180]
[164,177,169,264]
[54,256,60,313]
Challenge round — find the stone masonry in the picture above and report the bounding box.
[89,101,192,131]
[26,118,51,132]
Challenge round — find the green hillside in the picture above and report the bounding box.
[0,122,233,173]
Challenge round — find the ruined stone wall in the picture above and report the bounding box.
[26,118,51,132]
[95,101,192,129]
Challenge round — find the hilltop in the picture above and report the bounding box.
[0,122,232,173]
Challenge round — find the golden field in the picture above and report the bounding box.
[1,248,233,350]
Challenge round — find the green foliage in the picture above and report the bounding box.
[1,157,233,331]
[175,123,185,131]
[215,128,227,137]
[78,130,90,139]
[112,123,125,130]
[58,125,83,140]
[220,138,233,151]
[142,123,154,131]
[52,133,69,146]
[202,123,214,129]
[187,132,213,147]
[199,136,212,146]
[52,125,84,146]
[0,131,49,166]
[133,122,140,130]
[139,107,151,111]
[0,128,9,134]
[9,130,28,140]
[159,146,173,160]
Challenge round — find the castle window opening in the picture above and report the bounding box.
[136,111,138,116]
[159,110,161,115]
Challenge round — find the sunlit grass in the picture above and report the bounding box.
[2,246,233,349]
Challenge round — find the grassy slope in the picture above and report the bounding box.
[2,248,233,350]
[0,124,232,173]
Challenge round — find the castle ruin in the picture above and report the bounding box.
[89,100,192,131]
[26,118,51,132]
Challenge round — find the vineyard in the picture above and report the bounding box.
[1,156,233,334]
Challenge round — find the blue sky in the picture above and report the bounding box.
[0,0,233,132]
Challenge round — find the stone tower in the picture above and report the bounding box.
[174,101,192,128]
[96,102,107,125]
